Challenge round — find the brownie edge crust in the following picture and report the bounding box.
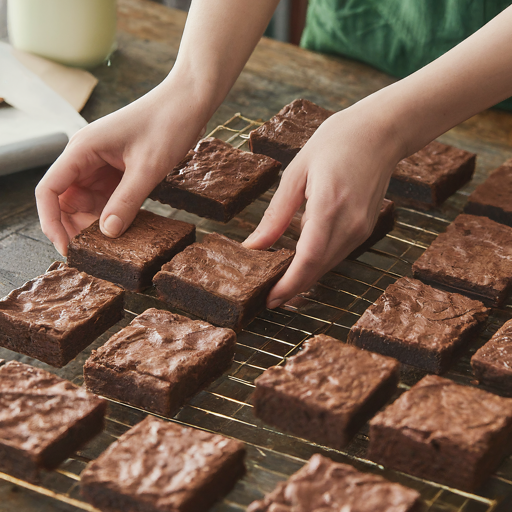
[248,454,425,512]
[0,361,106,483]
[150,137,282,223]
[81,416,246,512]
[252,335,399,449]
[153,233,294,330]
[348,277,489,374]
[0,262,124,367]
[67,209,196,292]
[387,140,476,209]
[249,98,334,168]
[471,319,512,394]
[464,159,512,227]
[84,308,236,416]
[412,214,512,307]
[368,375,512,491]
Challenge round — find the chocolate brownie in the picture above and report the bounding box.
[349,199,396,258]
[387,140,476,209]
[252,335,399,449]
[465,159,512,227]
[84,308,236,416]
[68,209,195,292]
[248,454,424,512]
[81,416,245,512]
[348,277,489,374]
[150,137,281,223]
[472,319,512,394]
[249,99,334,168]
[0,361,106,482]
[153,233,294,331]
[0,262,124,367]
[368,375,512,491]
[412,214,512,307]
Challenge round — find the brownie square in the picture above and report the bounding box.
[472,319,512,394]
[248,454,424,512]
[349,198,396,258]
[0,262,124,367]
[68,209,195,292]
[252,334,399,449]
[150,137,281,223]
[412,214,512,307]
[153,233,294,331]
[249,98,334,168]
[81,416,246,512]
[84,308,236,416]
[0,361,106,482]
[368,374,512,491]
[387,140,476,209]
[465,159,512,227]
[348,277,489,374]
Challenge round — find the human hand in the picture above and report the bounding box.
[243,101,405,308]
[35,76,208,257]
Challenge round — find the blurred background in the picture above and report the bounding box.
[0,0,309,45]
[153,0,309,44]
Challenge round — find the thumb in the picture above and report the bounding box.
[243,161,307,250]
[99,168,160,238]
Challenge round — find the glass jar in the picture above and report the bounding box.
[7,0,117,68]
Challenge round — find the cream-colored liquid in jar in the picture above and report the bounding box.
[7,0,116,68]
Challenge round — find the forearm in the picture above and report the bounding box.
[165,0,280,118]
[356,5,512,160]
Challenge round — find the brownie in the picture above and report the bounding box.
[348,277,489,374]
[252,334,399,449]
[0,262,124,367]
[412,214,512,307]
[84,308,236,416]
[349,198,396,258]
[248,454,424,512]
[368,374,512,491]
[150,137,281,223]
[68,209,195,292]
[249,98,334,168]
[387,140,476,209]
[81,416,245,512]
[153,233,294,331]
[472,319,512,394]
[0,361,106,482]
[465,159,512,227]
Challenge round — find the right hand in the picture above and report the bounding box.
[35,76,208,257]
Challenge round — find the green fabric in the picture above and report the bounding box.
[301,0,512,110]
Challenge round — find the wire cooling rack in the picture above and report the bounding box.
[1,113,511,512]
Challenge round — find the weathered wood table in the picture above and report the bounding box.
[1,0,512,510]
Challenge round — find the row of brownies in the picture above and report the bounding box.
[0,99,511,512]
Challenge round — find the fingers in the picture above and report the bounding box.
[99,166,161,238]
[266,193,376,309]
[266,216,332,308]
[35,144,105,256]
[243,162,306,250]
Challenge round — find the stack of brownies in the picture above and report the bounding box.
[1,98,512,512]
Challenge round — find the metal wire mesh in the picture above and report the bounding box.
[1,113,511,512]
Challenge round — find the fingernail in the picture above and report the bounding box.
[244,230,259,246]
[267,297,283,309]
[102,214,124,238]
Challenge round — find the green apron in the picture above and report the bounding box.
[301,0,512,110]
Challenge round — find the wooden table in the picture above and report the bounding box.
[1,0,512,510]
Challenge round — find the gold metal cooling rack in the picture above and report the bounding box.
[1,113,511,512]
